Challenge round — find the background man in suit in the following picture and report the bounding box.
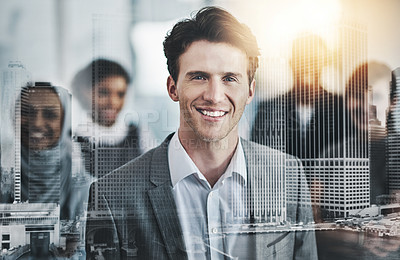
[251,34,344,160]
[86,6,317,260]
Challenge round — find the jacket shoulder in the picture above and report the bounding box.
[97,146,157,184]
[241,138,298,161]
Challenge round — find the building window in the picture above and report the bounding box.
[2,243,10,250]
[2,234,10,241]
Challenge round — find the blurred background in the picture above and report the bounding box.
[1,1,400,258]
[0,0,399,142]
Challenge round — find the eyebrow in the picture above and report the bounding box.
[185,71,244,79]
[224,72,243,79]
[185,71,211,78]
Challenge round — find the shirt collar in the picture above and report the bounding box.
[168,132,247,188]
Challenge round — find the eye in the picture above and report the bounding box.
[118,91,126,99]
[223,76,237,82]
[43,108,59,119]
[22,106,36,121]
[98,88,109,96]
[192,75,206,80]
[29,106,37,116]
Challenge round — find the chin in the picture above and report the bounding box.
[199,136,220,143]
[196,130,228,143]
[99,120,116,127]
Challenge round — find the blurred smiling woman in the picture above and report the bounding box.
[20,82,74,220]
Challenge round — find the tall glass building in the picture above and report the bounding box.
[0,62,31,203]
[252,21,369,219]
[387,68,400,193]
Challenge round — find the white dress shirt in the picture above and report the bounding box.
[296,104,314,136]
[168,132,248,260]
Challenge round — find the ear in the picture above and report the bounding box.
[167,75,179,102]
[246,79,256,105]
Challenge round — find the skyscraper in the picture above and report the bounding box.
[1,81,73,256]
[369,104,387,203]
[252,21,369,219]
[0,61,31,203]
[387,68,400,193]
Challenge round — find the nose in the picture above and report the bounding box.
[28,111,47,133]
[107,94,118,110]
[203,78,225,103]
[31,110,45,129]
[109,92,125,110]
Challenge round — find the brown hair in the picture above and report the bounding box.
[163,6,260,84]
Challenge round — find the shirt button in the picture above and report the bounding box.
[209,192,213,198]
[212,228,218,234]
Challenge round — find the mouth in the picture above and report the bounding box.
[101,109,118,118]
[31,132,45,139]
[29,134,49,148]
[98,109,119,126]
[196,108,228,120]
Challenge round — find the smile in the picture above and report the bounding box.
[31,132,45,138]
[197,109,227,118]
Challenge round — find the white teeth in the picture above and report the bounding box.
[200,110,225,117]
[31,132,44,138]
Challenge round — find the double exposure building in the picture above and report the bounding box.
[0,62,31,202]
[19,82,72,206]
[0,81,75,256]
[387,68,400,193]
[369,104,387,203]
[0,203,60,252]
[252,21,369,219]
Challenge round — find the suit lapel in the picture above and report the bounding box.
[241,139,266,222]
[243,139,292,258]
[241,139,261,258]
[147,135,188,260]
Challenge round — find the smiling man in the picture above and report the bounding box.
[87,6,317,260]
[166,39,255,187]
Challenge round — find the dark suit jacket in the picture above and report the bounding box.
[252,88,344,159]
[86,134,317,260]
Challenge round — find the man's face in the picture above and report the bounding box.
[292,38,326,92]
[167,40,255,143]
[21,89,63,150]
[95,75,127,127]
[293,55,324,91]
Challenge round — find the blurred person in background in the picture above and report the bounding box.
[20,83,74,219]
[317,62,400,260]
[252,33,344,160]
[72,59,132,129]
[71,59,152,175]
[20,82,87,258]
[251,34,344,224]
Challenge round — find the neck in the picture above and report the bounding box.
[178,130,239,187]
